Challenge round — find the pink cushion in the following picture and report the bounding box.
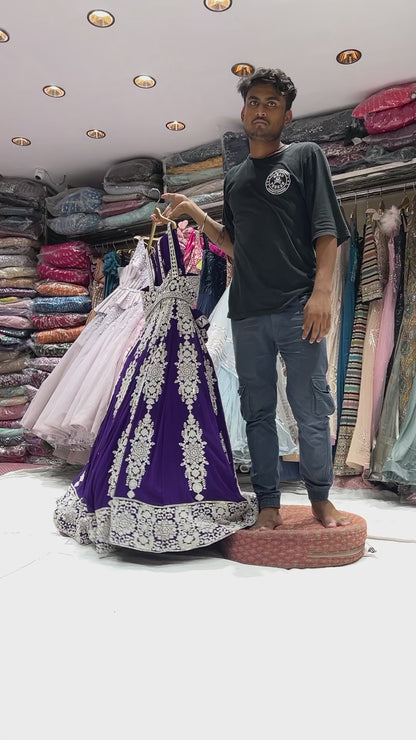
[221,505,367,569]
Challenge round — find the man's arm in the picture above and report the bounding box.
[155,193,234,259]
[302,234,337,343]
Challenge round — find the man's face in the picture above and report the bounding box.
[241,82,292,142]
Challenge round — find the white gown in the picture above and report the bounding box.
[206,284,298,468]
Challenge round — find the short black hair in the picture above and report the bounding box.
[238,67,297,110]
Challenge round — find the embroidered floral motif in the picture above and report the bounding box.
[204,357,217,415]
[176,309,196,340]
[54,488,257,556]
[142,343,167,409]
[175,340,200,410]
[125,412,155,494]
[179,412,207,496]
[108,424,132,497]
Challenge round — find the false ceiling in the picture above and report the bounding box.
[1,0,415,188]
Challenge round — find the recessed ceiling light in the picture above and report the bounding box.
[336,49,362,65]
[166,121,186,131]
[12,137,31,146]
[204,0,232,11]
[231,63,255,77]
[86,129,106,139]
[133,75,156,89]
[0,29,10,42]
[43,85,65,98]
[87,9,115,27]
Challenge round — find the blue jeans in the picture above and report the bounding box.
[231,295,335,510]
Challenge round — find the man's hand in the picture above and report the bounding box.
[302,289,331,343]
[151,193,195,225]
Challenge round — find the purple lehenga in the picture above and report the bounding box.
[54,225,257,554]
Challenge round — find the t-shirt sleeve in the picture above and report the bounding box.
[222,176,235,244]
[303,143,350,246]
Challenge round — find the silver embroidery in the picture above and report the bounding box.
[53,487,257,556]
[204,357,217,415]
[126,412,155,494]
[220,432,229,460]
[175,340,200,410]
[179,412,208,496]
[108,424,132,497]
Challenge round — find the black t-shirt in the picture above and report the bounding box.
[223,142,350,320]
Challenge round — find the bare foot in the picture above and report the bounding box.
[251,507,283,530]
[311,500,351,528]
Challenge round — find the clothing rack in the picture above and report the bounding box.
[335,179,416,204]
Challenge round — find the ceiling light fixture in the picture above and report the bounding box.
[86,129,106,139]
[231,63,255,77]
[43,85,66,98]
[166,121,186,131]
[87,9,115,27]
[204,0,232,11]
[336,49,362,65]
[133,75,156,89]
[0,29,10,42]
[12,137,31,146]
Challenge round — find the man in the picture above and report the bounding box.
[156,67,351,529]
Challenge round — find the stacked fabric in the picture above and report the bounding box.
[20,240,91,463]
[222,110,369,174]
[222,88,416,176]
[353,82,416,165]
[163,140,224,206]
[0,177,44,242]
[94,157,164,232]
[47,187,104,236]
[0,236,39,463]
[0,177,46,463]
[48,159,165,236]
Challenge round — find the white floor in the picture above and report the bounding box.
[1,467,416,740]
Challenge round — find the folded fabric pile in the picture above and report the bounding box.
[0,177,44,242]
[223,88,416,176]
[21,240,92,463]
[222,109,369,174]
[0,226,40,463]
[47,187,104,236]
[163,141,224,206]
[94,157,163,231]
[0,176,46,463]
[353,81,416,166]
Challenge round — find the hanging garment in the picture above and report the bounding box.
[206,283,298,466]
[327,237,350,444]
[53,225,257,555]
[22,239,150,464]
[196,234,227,317]
[370,294,406,480]
[102,251,120,298]
[371,207,401,440]
[334,268,369,474]
[183,229,203,274]
[382,372,416,484]
[398,209,416,425]
[346,298,383,472]
[346,210,388,471]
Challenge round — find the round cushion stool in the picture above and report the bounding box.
[221,505,367,569]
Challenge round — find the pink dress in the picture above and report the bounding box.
[22,240,149,464]
[371,207,401,440]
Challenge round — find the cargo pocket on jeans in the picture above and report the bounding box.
[311,376,335,417]
[238,385,251,421]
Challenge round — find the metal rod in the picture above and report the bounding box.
[335,179,416,203]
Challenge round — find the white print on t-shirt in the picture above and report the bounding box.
[265,168,291,195]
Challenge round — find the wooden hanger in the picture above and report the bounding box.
[143,207,177,253]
